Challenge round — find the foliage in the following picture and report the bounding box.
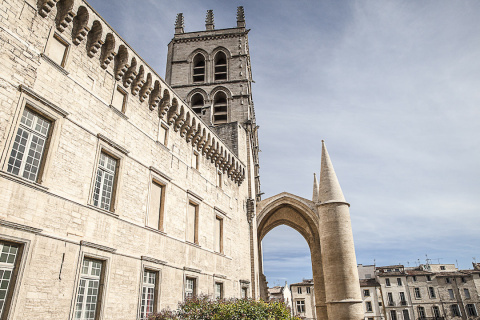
[148,295,301,320]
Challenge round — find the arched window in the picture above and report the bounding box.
[191,93,204,115]
[193,54,205,82]
[214,52,227,81]
[213,91,227,125]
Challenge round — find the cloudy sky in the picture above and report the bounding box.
[87,0,480,286]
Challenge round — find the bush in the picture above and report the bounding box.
[148,295,300,320]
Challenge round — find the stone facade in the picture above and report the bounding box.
[290,279,317,320]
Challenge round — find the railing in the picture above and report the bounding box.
[388,301,395,306]
[400,300,408,306]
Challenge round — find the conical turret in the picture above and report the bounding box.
[319,140,346,203]
[312,173,319,203]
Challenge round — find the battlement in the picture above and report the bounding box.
[174,7,246,36]
[36,0,246,185]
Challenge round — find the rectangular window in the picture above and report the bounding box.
[147,181,164,230]
[387,292,394,306]
[432,306,441,317]
[186,202,198,244]
[464,288,470,299]
[296,300,305,313]
[461,277,466,283]
[429,286,436,298]
[366,301,372,312]
[217,172,222,188]
[215,282,223,299]
[241,287,248,299]
[390,310,397,320]
[399,292,406,305]
[158,123,168,146]
[402,309,410,320]
[397,278,402,286]
[7,108,52,182]
[185,277,196,299]
[306,287,311,294]
[412,275,417,282]
[140,270,157,320]
[385,278,391,286]
[448,289,454,299]
[466,304,477,316]
[451,304,461,317]
[445,277,451,284]
[365,273,372,279]
[0,242,20,318]
[111,86,127,113]
[75,258,103,320]
[418,306,426,318]
[48,33,68,67]
[214,217,223,253]
[414,287,421,299]
[426,275,431,281]
[92,152,118,211]
[363,289,370,297]
[297,287,302,294]
[440,266,446,270]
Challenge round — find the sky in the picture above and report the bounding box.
[86,0,480,287]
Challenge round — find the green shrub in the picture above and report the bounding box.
[148,295,300,320]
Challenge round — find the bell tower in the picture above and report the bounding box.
[166,7,261,201]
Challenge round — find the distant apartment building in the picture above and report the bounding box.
[268,281,292,312]
[360,278,385,320]
[290,279,316,320]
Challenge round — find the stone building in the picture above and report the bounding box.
[0,0,364,319]
[267,281,292,312]
[290,279,316,320]
[360,278,385,320]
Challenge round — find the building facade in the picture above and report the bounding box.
[290,279,317,320]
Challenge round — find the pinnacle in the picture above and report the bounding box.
[312,173,319,203]
[318,141,346,203]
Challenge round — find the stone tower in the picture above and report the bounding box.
[165,7,261,201]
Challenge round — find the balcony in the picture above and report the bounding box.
[400,300,408,306]
[387,301,395,307]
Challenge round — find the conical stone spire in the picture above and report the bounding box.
[312,173,319,203]
[318,140,346,203]
[175,13,184,34]
[205,10,214,30]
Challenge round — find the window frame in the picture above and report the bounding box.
[464,288,470,299]
[214,215,223,254]
[213,51,228,81]
[192,150,200,170]
[402,309,410,320]
[186,201,199,245]
[466,303,477,317]
[1,93,66,186]
[158,121,169,147]
[397,277,402,286]
[428,286,436,299]
[192,53,206,83]
[138,268,160,320]
[306,287,311,294]
[45,31,70,69]
[417,306,426,318]
[295,299,305,314]
[414,287,421,299]
[146,177,166,232]
[184,276,197,300]
[363,289,370,297]
[432,305,441,317]
[214,282,223,299]
[297,286,302,294]
[451,304,461,317]
[385,278,391,287]
[90,149,120,212]
[365,301,373,312]
[212,91,228,125]
[110,85,128,114]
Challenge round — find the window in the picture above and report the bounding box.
[192,151,199,170]
[215,282,223,299]
[75,258,103,320]
[296,300,305,313]
[306,287,311,294]
[385,278,391,286]
[297,287,302,294]
[432,306,441,317]
[429,286,436,298]
[412,275,417,282]
[387,292,394,306]
[461,277,466,283]
[399,292,406,305]
[111,86,127,113]
[158,123,168,146]
[414,288,421,299]
[0,242,21,318]
[212,91,228,125]
[185,277,196,299]
[451,304,461,317]
[426,275,431,281]
[418,306,426,319]
[147,181,164,230]
[214,51,227,81]
[47,33,69,67]
[363,289,370,297]
[397,278,402,286]
[192,54,205,82]
[191,93,204,115]
[390,310,397,320]
[214,217,223,253]
[445,277,451,284]
[440,266,446,270]
[7,107,52,182]
[241,287,248,299]
[402,309,410,320]
[140,270,157,320]
[186,202,198,244]
[365,301,372,312]
[448,289,454,299]
[466,304,477,316]
[365,273,371,279]
[92,152,118,211]
[464,288,470,299]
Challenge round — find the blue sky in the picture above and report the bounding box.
[87,0,480,286]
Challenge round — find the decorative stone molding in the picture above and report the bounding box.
[141,256,167,265]
[149,166,172,182]
[184,266,201,274]
[19,85,69,117]
[0,219,43,234]
[80,240,116,253]
[97,134,129,155]
[187,190,204,202]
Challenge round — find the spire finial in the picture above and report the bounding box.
[237,6,246,28]
[175,13,184,34]
[319,141,346,203]
[312,173,319,203]
[206,10,214,30]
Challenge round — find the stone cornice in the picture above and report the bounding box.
[0,219,43,234]
[80,240,116,253]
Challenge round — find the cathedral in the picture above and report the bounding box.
[0,0,362,319]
